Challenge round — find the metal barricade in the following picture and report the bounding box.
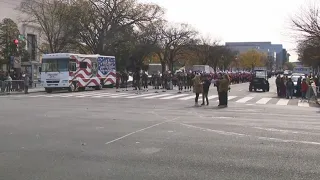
[0,80,26,94]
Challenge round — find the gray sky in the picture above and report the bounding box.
[140,0,311,62]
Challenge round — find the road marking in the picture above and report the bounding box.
[179,94,202,100]
[276,99,289,105]
[179,123,320,146]
[125,93,157,99]
[216,96,237,102]
[91,93,113,98]
[160,94,189,99]
[144,94,171,99]
[110,93,131,98]
[30,94,67,97]
[298,101,310,107]
[59,94,76,97]
[256,98,272,104]
[75,92,106,97]
[208,95,218,100]
[105,117,180,145]
[236,96,254,103]
[253,127,320,135]
[228,96,237,100]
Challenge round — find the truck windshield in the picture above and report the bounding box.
[255,71,266,77]
[42,58,69,72]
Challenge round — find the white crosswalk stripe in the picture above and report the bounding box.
[160,94,189,99]
[256,98,272,104]
[3,91,315,108]
[179,94,202,100]
[125,93,155,99]
[208,95,218,100]
[110,93,131,98]
[91,93,113,98]
[298,101,310,107]
[276,99,289,105]
[215,96,237,102]
[144,94,171,99]
[236,97,254,103]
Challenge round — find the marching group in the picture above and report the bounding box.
[115,70,253,107]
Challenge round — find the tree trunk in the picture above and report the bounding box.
[161,61,166,74]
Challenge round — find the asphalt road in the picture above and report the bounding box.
[1,80,320,180]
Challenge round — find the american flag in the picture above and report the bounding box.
[97,57,116,75]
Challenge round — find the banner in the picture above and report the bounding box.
[293,67,311,74]
[97,56,116,75]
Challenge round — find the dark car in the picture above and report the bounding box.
[249,77,270,92]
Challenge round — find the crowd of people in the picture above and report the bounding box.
[115,69,249,107]
[115,70,252,93]
[0,71,30,94]
[275,74,319,101]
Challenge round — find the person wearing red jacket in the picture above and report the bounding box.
[301,78,308,101]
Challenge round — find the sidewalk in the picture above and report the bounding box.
[0,87,44,96]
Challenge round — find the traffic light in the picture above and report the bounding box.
[13,39,19,46]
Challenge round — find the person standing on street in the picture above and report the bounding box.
[218,74,230,107]
[276,75,281,97]
[201,74,211,106]
[192,74,203,107]
[286,78,294,99]
[135,69,141,94]
[214,73,222,106]
[23,73,29,94]
[301,78,308,101]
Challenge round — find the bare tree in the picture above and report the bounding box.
[291,2,320,68]
[19,0,80,53]
[129,20,166,71]
[156,23,198,72]
[192,37,219,65]
[291,3,320,40]
[73,0,164,55]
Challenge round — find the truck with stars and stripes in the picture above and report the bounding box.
[40,53,116,93]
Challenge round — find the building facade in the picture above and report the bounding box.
[225,42,287,70]
[0,0,42,80]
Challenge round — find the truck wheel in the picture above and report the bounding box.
[78,87,85,91]
[263,89,266,92]
[95,84,102,90]
[45,88,52,93]
[68,83,76,92]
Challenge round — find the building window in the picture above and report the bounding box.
[27,34,37,61]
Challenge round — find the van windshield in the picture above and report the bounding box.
[42,58,69,72]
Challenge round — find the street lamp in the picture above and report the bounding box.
[170,46,174,72]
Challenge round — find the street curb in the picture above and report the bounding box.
[0,90,45,96]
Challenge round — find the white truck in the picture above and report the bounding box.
[40,53,116,93]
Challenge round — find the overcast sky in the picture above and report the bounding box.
[140,0,312,62]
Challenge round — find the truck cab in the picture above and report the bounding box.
[249,67,270,92]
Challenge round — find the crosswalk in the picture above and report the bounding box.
[2,91,314,107]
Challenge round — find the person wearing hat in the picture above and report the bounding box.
[192,74,203,106]
[218,74,230,107]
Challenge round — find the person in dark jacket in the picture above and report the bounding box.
[296,76,302,97]
[201,74,211,106]
[286,78,294,99]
